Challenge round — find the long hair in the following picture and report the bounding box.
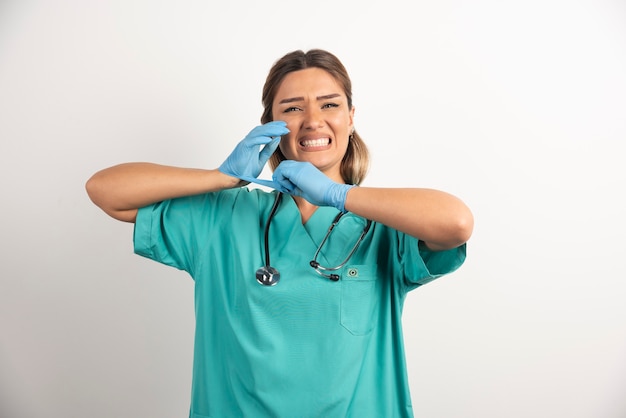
[261,49,369,185]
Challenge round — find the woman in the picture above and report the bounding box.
[86,49,473,418]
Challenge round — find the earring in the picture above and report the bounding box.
[349,127,355,140]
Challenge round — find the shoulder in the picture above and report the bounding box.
[139,188,277,221]
[173,187,275,207]
[216,187,277,209]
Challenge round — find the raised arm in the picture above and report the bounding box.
[85,163,239,223]
[344,187,473,251]
[272,161,473,251]
[86,122,290,223]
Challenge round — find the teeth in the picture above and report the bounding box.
[301,138,330,147]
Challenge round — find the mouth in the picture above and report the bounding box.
[299,137,331,149]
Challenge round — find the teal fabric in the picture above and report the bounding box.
[134,188,466,418]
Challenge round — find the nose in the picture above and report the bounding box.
[302,106,324,130]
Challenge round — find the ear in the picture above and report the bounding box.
[348,105,355,132]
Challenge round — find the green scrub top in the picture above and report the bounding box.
[134,188,466,418]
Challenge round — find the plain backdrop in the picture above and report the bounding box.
[1,1,625,417]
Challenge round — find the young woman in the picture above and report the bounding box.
[86,49,473,418]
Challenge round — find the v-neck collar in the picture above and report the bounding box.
[268,194,340,263]
[269,194,371,271]
[272,194,337,241]
[302,208,342,245]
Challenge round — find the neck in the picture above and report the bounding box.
[292,196,318,224]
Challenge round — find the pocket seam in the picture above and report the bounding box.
[340,264,378,336]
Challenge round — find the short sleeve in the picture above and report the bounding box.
[133,200,196,274]
[133,190,243,275]
[398,232,467,291]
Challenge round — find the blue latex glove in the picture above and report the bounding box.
[218,121,290,184]
[272,160,355,212]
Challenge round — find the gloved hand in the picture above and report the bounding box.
[272,160,355,212]
[218,121,290,181]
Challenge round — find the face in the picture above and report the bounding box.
[272,67,354,183]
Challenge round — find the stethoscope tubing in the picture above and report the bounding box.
[257,191,371,285]
[263,192,283,268]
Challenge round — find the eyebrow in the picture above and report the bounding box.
[278,93,342,104]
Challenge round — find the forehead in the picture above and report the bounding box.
[275,67,344,99]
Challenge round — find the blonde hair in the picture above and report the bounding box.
[261,49,369,185]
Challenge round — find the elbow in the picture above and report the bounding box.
[85,172,110,210]
[85,174,101,206]
[425,208,474,251]
[85,173,137,223]
[454,209,474,246]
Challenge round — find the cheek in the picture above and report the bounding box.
[282,116,300,132]
[280,122,299,147]
[278,135,295,158]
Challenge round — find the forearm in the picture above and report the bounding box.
[344,187,473,251]
[85,162,240,222]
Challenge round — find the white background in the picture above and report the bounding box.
[1,1,625,417]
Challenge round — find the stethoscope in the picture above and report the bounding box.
[255,193,372,286]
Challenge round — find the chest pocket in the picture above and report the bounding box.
[340,264,379,336]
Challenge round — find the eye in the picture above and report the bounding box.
[322,103,339,109]
[283,106,302,113]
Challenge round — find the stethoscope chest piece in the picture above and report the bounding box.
[256,266,280,286]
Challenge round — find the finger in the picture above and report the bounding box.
[258,136,280,161]
[272,170,296,194]
[242,130,288,149]
[276,179,296,194]
[291,186,305,198]
[248,121,289,139]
